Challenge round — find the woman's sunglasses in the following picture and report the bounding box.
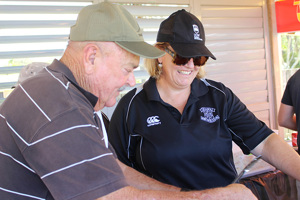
[164,48,208,66]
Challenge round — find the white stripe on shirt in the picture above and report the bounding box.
[41,152,113,179]
[3,116,98,147]
[19,84,51,122]
[0,151,35,173]
[0,187,45,200]
[45,66,70,89]
[29,124,98,146]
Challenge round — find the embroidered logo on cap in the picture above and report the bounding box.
[200,107,220,123]
[147,116,161,127]
[193,24,202,41]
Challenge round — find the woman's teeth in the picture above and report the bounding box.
[178,70,192,75]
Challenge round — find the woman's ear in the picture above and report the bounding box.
[83,43,98,75]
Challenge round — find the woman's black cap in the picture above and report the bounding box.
[157,9,216,60]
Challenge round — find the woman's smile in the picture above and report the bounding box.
[178,70,193,75]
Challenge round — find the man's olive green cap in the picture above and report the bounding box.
[69,2,164,59]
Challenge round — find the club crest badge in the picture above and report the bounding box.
[200,107,220,123]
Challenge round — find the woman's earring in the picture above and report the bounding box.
[158,62,163,68]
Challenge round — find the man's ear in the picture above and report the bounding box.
[83,43,98,75]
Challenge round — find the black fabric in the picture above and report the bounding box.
[281,69,300,150]
[101,112,110,130]
[156,9,216,59]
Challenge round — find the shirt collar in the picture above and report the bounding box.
[143,77,161,102]
[190,78,209,98]
[48,59,98,107]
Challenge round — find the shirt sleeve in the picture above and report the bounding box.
[224,86,273,154]
[281,79,293,106]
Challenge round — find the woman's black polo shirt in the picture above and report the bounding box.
[108,77,272,190]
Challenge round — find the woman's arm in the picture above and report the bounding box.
[251,133,300,180]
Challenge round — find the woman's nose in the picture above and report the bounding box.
[185,58,195,68]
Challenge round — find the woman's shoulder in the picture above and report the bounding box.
[199,78,228,91]
[118,85,144,106]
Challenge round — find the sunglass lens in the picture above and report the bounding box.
[173,55,189,65]
[193,57,202,66]
[169,48,208,66]
[193,57,208,66]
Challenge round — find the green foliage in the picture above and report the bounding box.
[7,58,32,66]
[281,34,300,69]
[2,57,54,67]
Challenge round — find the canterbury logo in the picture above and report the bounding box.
[147,116,161,127]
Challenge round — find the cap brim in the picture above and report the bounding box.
[116,41,165,59]
[171,43,216,60]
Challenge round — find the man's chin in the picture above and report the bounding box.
[94,99,116,111]
[104,99,117,108]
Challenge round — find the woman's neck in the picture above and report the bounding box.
[156,79,191,114]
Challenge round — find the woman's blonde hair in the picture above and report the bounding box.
[144,42,206,80]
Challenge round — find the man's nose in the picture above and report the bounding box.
[127,73,136,87]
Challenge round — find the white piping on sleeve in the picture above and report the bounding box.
[201,78,228,121]
[125,85,143,160]
[201,78,226,95]
[139,137,147,171]
[125,85,143,122]
[228,128,251,152]
[201,79,251,152]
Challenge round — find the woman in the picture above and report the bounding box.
[108,9,300,190]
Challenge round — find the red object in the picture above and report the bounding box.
[275,0,300,33]
[292,132,298,147]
